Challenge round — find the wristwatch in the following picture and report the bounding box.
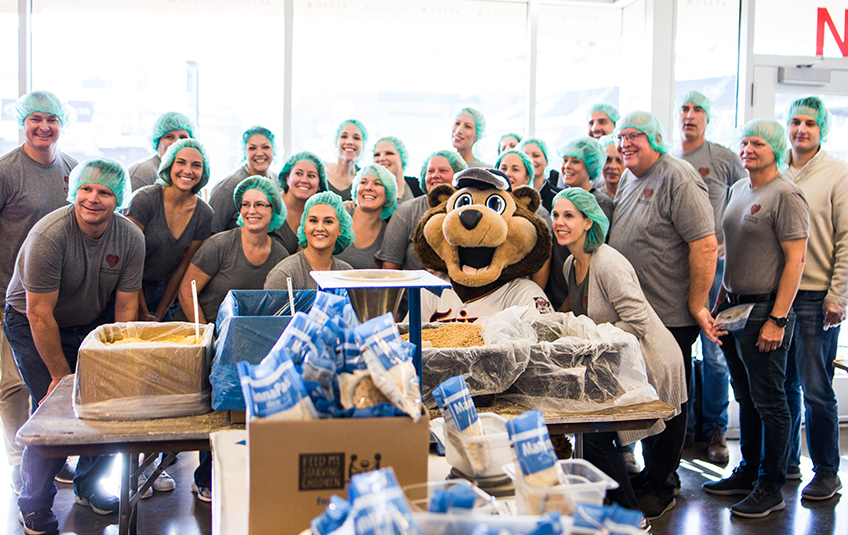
[768,314,789,328]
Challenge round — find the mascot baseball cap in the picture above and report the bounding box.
[453,168,512,191]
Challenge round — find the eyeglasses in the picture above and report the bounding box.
[239,201,272,210]
[615,132,646,143]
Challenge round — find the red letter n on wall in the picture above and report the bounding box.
[816,7,848,56]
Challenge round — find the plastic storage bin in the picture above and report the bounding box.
[430,413,512,479]
[402,480,501,514]
[503,459,619,516]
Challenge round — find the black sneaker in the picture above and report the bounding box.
[702,467,756,496]
[786,465,802,481]
[801,472,842,501]
[637,489,676,520]
[54,461,75,485]
[18,509,59,535]
[74,491,120,515]
[730,484,785,518]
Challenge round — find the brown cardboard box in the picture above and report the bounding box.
[247,415,430,534]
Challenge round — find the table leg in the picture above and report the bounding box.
[119,452,130,535]
[574,433,583,459]
[409,288,422,383]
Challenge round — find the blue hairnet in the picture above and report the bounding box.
[787,96,832,143]
[738,119,788,164]
[149,112,196,152]
[675,91,718,133]
[588,103,621,125]
[558,137,606,182]
[614,111,672,154]
[297,191,355,254]
[599,134,616,148]
[335,119,369,147]
[552,188,609,254]
[495,149,534,183]
[15,90,73,128]
[66,157,132,211]
[278,151,329,193]
[456,107,486,139]
[499,132,523,147]
[374,136,409,171]
[518,137,551,165]
[241,125,277,158]
[233,176,286,232]
[352,163,398,220]
[418,150,468,192]
[156,138,211,194]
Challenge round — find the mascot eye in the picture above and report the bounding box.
[486,194,507,214]
[455,193,474,209]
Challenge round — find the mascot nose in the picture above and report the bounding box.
[459,209,482,230]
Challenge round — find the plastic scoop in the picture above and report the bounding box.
[191,280,200,340]
[287,277,295,316]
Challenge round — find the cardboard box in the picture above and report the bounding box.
[247,415,430,534]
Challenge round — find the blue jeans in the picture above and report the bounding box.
[689,259,730,436]
[3,306,115,513]
[719,300,793,491]
[784,290,841,473]
[143,279,176,322]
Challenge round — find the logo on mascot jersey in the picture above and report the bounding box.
[535,297,553,314]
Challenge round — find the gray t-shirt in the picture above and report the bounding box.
[128,153,162,192]
[723,174,809,295]
[375,195,429,270]
[175,228,288,322]
[567,266,589,317]
[328,181,353,202]
[0,145,77,307]
[270,221,300,255]
[265,251,353,290]
[209,165,251,233]
[608,153,715,327]
[397,182,415,205]
[125,185,213,282]
[672,141,746,244]
[6,205,145,327]
[591,188,614,223]
[334,220,386,270]
[466,158,491,169]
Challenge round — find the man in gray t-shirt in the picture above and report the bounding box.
[0,91,77,493]
[128,111,195,191]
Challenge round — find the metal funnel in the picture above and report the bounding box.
[347,286,406,322]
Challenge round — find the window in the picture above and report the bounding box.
[0,0,19,155]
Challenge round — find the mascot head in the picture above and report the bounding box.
[414,168,551,302]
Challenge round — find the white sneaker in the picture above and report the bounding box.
[139,462,176,493]
[622,451,642,475]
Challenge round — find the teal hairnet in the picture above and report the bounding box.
[352,163,398,220]
[233,176,286,232]
[241,125,278,159]
[297,191,355,254]
[495,149,534,182]
[335,119,369,147]
[614,111,672,154]
[599,134,616,148]
[15,90,73,128]
[675,91,718,133]
[278,151,329,193]
[418,150,468,192]
[738,118,788,164]
[552,188,609,254]
[149,112,196,152]
[558,137,606,182]
[787,96,832,143]
[156,138,211,194]
[499,132,523,147]
[456,107,486,140]
[518,137,551,165]
[588,103,621,125]
[374,136,409,171]
[66,157,132,211]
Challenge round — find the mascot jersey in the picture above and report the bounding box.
[420,278,552,323]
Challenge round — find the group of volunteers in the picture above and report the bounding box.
[0,87,845,534]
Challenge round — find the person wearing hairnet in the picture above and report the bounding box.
[703,119,809,518]
[588,103,620,140]
[559,137,613,221]
[334,164,396,269]
[373,135,423,202]
[608,111,718,519]
[781,97,847,501]
[1,90,78,495]
[265,191,353,290]
[518,137,561,212]
[128,111,195,191]
[5,158,144,531]
[452,108,490,168]
[495,149,555,230]
[600,134,624,199]
[554,188,685,532]
[670,91,746,465]
[209,125,277,233]
[276,151,329,255]
[498,132,522,155]
[326,119,368,201]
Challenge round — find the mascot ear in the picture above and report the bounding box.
[512,185,541,214]
[428,184,456,209]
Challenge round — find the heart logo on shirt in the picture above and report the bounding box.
[106,254,120,268]
[643,188,654,199]
[698,167,710,177]
[750,204,762,215]
[64,176,69,183]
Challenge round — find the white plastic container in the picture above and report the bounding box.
[401,480,502,514]
[430,413,512,478]
[503,459,619,515]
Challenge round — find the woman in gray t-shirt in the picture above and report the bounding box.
[325,119,367,201]
[125,138,213,321]
[274,152,329,255]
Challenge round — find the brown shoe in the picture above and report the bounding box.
[706,428,729,465]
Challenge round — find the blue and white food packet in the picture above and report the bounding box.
[311,495,351,535]
[433,376,487,474]
[270,312,326,366]
[309,291,347,326]
[237,348,319,421]
[302,347,337,400]
[347,467,421,535]
[528,512,564,535]
[428,484,477,513]
[469,525,512,535]
[715,303,755,333]
[505,410,560,487]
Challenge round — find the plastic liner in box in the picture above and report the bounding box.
[211,290,316,411]
[73,322,214,420]
[503,313,658,413]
